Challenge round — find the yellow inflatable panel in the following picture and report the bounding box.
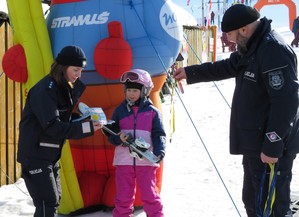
[6,0,83,214]
[59,141,84,214]
[6,0,52,102]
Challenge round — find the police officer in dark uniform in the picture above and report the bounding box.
[173,4,299,217]
[17,45,102,217]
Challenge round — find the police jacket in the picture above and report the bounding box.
[109,97,166,166]
[17,75,95,166]
[185,18,299,158]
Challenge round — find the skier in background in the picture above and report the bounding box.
[173,4,298,217]
[107,69,166,217]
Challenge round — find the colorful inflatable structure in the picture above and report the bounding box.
[2,0,182,214]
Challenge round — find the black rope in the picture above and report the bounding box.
[0,165,29,196]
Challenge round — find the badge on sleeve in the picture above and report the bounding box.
[268,71,284,90]
[266,131,281,143]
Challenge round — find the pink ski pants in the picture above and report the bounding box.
[112,165,164,217]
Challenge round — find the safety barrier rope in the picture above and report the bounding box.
[0,165,29,196]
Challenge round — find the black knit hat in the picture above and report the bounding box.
[221,4,260,33]
[55,45,87,67]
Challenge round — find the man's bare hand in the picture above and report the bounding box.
[260,152,278,164]
[173,67,187,81]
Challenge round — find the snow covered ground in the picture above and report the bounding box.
[1,11,299,217]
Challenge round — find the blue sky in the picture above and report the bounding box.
[0,0,298,29]
[172,0,298,29]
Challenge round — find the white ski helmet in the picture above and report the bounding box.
[120,69,154,97]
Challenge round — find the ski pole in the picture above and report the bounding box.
[256,162,279,217]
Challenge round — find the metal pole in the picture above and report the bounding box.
[202,0,204,26]
[218,0,220,27]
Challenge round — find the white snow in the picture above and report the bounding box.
[1,3,299,217]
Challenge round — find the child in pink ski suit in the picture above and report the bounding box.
[108,69,166,217]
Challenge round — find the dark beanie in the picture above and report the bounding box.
[125,82,143,90]
[55,45,87,67]
[221,4,260,33]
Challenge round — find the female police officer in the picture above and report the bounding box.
[17,46,101,217]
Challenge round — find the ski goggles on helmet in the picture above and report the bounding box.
[120,69,153,89]
[120,71,140,83]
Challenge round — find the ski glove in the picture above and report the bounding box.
[121,133,133,147]
[154,151,165,163]
[102,122,120,137]
[71,112,84,121]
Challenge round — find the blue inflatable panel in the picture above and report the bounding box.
[46,0,183,85]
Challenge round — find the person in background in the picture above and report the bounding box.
[291,16,299,47]
[210,11,215,25]
[221,32,237,52]
[173,4,299,217]
[17,45,102,217]
[291,29,299,48]
[107,69,166,217]
[292,16,299,37]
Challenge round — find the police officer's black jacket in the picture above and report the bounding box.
[185,17,299,158]
[17,75,94,166]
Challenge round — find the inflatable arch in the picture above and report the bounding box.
[3,0,183,214]
[254,0,297,30]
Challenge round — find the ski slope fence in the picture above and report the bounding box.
[0,20,22,186]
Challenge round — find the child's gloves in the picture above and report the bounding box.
[119,133,133,147]
[101,122,120,137]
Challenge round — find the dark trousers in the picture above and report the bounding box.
[22,161,61,217]
[291,29,299,47]
[242,155,295,217]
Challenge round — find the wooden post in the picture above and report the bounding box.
[0,20,22,186]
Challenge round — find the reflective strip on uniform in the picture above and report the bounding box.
[40,142,60,148]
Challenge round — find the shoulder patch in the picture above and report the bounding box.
[264,31,276,42]
[268,71,284,90]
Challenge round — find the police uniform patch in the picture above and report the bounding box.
[268,71,284,90]
[266,131,281,142]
